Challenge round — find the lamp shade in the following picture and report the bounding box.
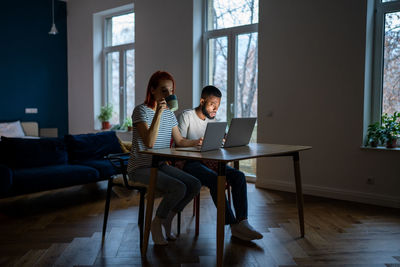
[49,23,58,35]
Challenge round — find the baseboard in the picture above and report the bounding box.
[256,179,400,208]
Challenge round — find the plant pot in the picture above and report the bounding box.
[386,138,397,148]
[102,121,111,130]
[127,126,133,131]
[369,141,378,147]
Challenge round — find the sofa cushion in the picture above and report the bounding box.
[77,159,119,179]
[11,164,100,195]
[0,137,68,169]
[0,164,12,195]
[65,131,122,162]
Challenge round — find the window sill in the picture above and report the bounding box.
[93,128,131,132]
[361,146,400,151]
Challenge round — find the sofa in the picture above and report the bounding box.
[0,131,124,198]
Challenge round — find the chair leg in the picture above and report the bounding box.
[192,195,196,216]
[226,185,232,208]
[102,178,113,244]
[177,212,181,236]
[195,194,200,236]
[138,188,146,249]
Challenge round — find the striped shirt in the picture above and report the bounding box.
[127,104,177,173]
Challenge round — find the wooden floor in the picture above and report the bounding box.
[0,181,399,267]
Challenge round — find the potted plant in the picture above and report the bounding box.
[381,112,400,148]
[98,105,113,130]
[122,117,133,131]
[366,122,383,147]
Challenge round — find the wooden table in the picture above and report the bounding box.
[139,143,311,266]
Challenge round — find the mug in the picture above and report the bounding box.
[165,94,179,112]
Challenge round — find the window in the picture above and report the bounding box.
[103,11,135,126]
[371,0,400,121]
[204,0,258,175]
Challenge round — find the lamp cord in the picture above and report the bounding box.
[52,0,55,24]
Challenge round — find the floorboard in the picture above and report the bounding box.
[0,181,399,266]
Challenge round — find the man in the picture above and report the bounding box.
[178,85,263,241]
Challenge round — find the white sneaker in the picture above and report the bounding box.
[231,220,263,241]
[151,216,168,245]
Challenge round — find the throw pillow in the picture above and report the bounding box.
[117,137,132,153]
[64,131,123,162]
[0,121,25,138]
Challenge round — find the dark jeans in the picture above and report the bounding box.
[183,161,248,225]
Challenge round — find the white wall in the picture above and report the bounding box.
[67,0,133,134]
[134,0,194,113]
[68,0,195,134]
[256,0,400,208]
[67,0,400,207]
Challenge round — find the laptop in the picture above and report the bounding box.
[223,117,257,148]
[175,121,227,152]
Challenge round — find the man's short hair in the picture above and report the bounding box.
[201,85,222,99]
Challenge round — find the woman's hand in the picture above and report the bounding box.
[137,98,166,148]
[156,98,167,113]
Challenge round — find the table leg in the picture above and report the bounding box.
[217,162,226,267]
[141,156,159,255]
[292,152,305,237]
[233,160,239,170]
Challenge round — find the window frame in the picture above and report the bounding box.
[371,0,400,123]
[102,9,134,126]
[202,0,258,123]
[202,0,259,176]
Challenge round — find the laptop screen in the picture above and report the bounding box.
[176,121,227,152]
[224,118,256,148]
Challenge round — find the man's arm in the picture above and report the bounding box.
[172,126,202,147]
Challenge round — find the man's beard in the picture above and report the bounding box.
[202,104,215,119]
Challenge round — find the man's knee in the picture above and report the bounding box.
[227,170,246,186]
[184,164,217,188]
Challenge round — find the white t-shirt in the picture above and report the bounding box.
[178,109,215,140]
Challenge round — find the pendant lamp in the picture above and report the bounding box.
[48,0,58,35]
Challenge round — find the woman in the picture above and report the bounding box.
[127,71,202,245]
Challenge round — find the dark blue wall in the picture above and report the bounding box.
[0,0,68,136]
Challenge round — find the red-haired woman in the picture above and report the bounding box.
[127,71,202,245]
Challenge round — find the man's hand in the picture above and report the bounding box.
[196,137,203,146]
[188,137,203,147]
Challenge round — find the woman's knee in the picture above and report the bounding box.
[167,179,187,199]
[192,179,202,195]
[183,177,201,199]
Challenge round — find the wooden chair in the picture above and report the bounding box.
[102,153,147,247]
[103,152,183,245]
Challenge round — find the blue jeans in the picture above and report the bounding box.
[129,163,201,219]
[183,161,248,225]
